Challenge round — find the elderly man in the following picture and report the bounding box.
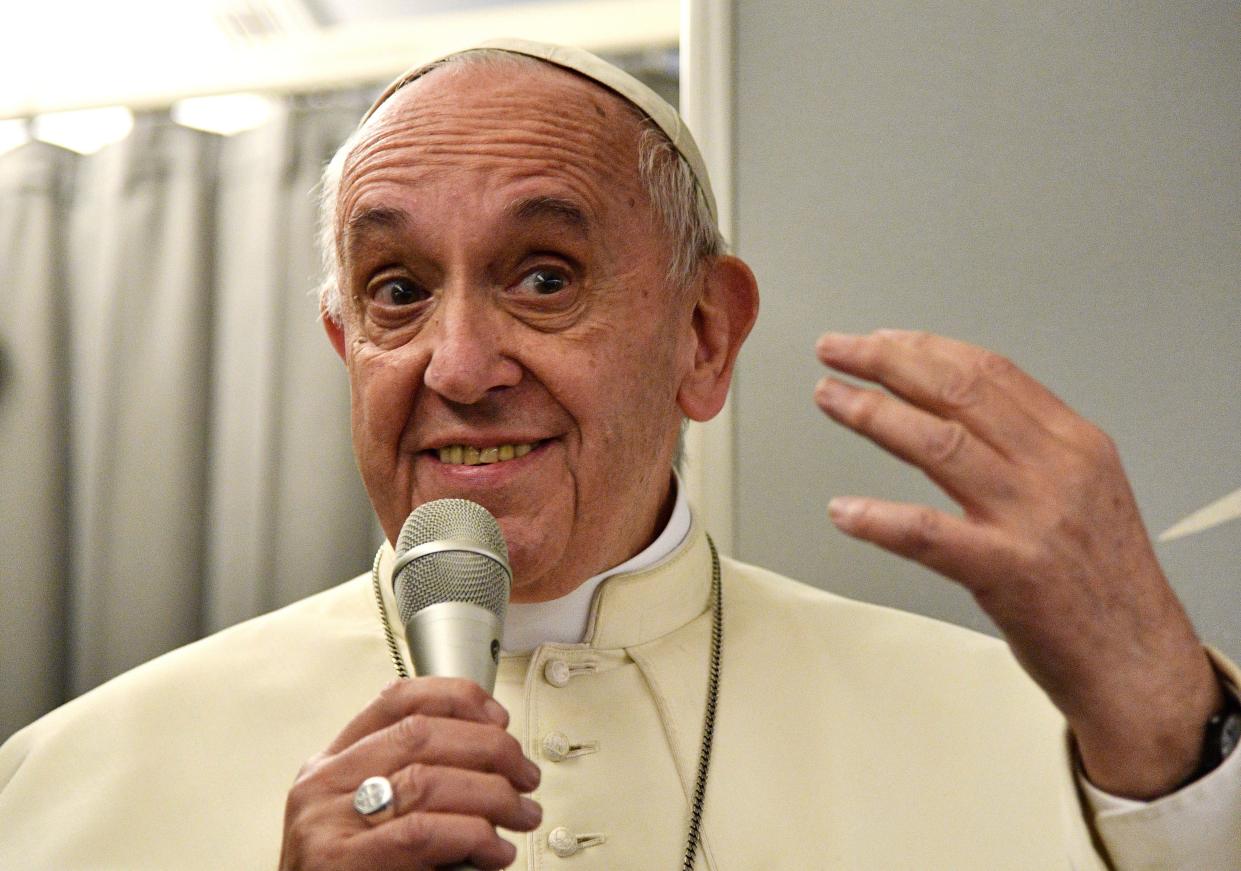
[2,39,1239,870]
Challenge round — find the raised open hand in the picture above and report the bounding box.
[814,329,1223,799]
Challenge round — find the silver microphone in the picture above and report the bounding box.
[392,498,511,692]
[392,499,512,871]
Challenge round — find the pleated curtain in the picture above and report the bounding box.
[0,93,379,740]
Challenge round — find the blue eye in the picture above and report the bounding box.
[524,268,568,295]
[374,278,427,306]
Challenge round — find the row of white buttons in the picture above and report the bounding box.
[540,657,605,859]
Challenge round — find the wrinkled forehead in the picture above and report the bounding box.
[338,60,649,233]
[355,38,717,225]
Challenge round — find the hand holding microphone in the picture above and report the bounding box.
[279,500,541,871]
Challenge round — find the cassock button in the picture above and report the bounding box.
[542,731,573,762]
[547,827,580,857]
[547,826,606,858]
[541,731,600,762]
[543,659,572,687]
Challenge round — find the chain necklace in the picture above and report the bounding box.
[370,535,723,871]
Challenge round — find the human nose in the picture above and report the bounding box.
[422,293,522,404]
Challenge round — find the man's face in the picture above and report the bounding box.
[331,61,698,602]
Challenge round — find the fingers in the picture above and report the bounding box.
[816,329,1070,457]
[327,677,507,754]
[282,677,540,871]
[350,812,520,870]
[373,764,542,832]
[814,377,1011,510]
[331,712,540,795]
[287,679,546,868]
[828,496,1010,596]
[811,329,1048,590]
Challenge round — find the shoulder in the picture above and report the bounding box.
[722,554,1003,649]
[2,572,387,780]
[0,572,396,868]
[685,566,1087,866]
[719,555,1048,711]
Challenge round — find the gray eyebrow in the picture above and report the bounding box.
[343,197,590,260]
[344,206,411,258]
[505,196,591,238]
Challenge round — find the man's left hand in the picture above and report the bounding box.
[813,329,1223,800]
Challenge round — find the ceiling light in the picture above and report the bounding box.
[0,119,30,157]
[172,93,277,135]
[32,107,134,154]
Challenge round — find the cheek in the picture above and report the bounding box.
[592,332,683,447]
[349,344,425,448]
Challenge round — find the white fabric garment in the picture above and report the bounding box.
[1082,729,1241,869]
[510,472,1240,839]
[2,508,1239,868]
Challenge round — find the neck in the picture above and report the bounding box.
[501,472,690,652]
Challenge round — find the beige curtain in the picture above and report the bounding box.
[1,143,76,736]
[0,94,377,740]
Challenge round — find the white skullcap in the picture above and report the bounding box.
[359,37,718,227]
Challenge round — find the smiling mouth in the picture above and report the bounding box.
[436,442,540,466]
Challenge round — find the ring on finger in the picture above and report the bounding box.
[353,775,396,823]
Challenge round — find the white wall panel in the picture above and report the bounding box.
[730,1,1241,661]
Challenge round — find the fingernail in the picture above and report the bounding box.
[518,796,543,828]
[815,378,845,408]
[828,497,861,524]
[816,332,852,358]
[484,699,508,726]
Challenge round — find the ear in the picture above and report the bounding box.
[677,255,760,421]
[321,305,347,362]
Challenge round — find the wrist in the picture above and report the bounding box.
[1073,655,1225,800]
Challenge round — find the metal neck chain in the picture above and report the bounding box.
[370,535,723,871]
[371,546,411,679]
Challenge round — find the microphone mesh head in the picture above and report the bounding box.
[393,498,510,624]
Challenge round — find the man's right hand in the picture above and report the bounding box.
[279,677,542,870]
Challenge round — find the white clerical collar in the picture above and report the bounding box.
[502,473,690,653]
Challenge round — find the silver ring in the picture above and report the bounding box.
[353,775,395,820]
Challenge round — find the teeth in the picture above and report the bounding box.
[438,442,538,466]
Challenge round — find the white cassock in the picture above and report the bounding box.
[2,489,1239,869]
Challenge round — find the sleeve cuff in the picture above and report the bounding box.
[1077,649,1241,870]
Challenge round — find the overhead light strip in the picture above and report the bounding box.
[1,0,678,120]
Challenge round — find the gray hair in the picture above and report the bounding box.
[315,49,724,325]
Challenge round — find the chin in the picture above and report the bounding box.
[505,538,592,605]
[493,523,553,596]
[505,554,562,602]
